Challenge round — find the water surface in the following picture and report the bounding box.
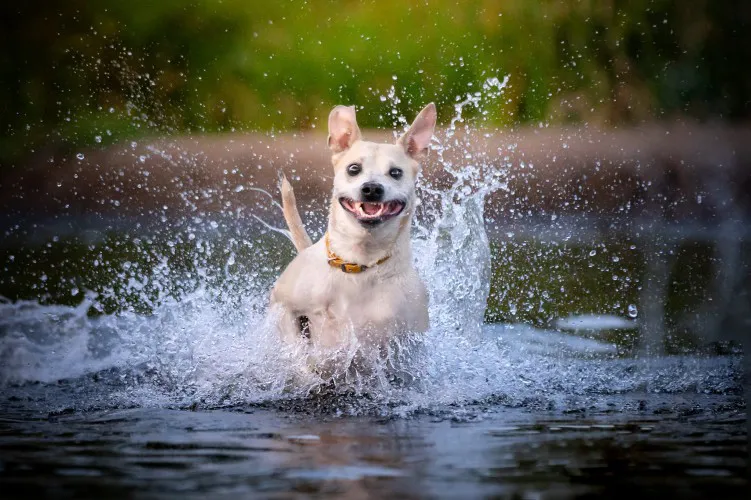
[1,84,748,497]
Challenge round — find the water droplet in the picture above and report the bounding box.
[76,153,84,160]
[589,249,596,257]
[612,256,620,262]
[627,304,638,318]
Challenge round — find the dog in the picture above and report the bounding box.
[270,103,436,354]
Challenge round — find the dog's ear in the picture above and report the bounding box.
[398,103,436,159]
[327,105,361,154]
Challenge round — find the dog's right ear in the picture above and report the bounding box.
[327,105,361,154]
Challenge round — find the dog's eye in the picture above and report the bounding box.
[389,167,403,180]
[346,163,362,176]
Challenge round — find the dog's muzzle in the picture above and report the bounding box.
[339,197,406,225]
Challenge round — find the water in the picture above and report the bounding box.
[0,399,745,498]
[0,200,745,498]
[0,80,748,496]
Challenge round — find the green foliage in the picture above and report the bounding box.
[1,0,748,164]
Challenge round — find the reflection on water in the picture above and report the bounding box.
[0,196,747,496]
[0,208,746,496]
[0,399,746,498]
[1,216,746,355]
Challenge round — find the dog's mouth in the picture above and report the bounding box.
[339,198,406,225]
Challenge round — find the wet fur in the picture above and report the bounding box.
[271,104,437,350]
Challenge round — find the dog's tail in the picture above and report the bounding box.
[280,174,313,252]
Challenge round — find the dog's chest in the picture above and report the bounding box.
[315,271,400,319]
[304,269,418,344]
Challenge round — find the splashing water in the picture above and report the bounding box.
[0,78,742,417]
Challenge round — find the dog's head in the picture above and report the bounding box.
[327,103,436,230]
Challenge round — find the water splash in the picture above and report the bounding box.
[0,77,743,416]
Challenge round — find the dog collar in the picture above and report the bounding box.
[325,233,390,273]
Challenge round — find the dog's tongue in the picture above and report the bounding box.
[362,202,381,216]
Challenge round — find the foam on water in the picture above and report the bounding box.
[0,77,743,416]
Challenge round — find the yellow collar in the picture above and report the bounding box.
[325,233,390,273]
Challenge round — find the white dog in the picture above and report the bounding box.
[270,103,436,353]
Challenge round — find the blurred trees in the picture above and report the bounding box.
[1,0,749,164]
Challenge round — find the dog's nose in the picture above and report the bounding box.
[360,182,384,202]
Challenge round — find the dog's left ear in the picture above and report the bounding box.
[398,103,436,159]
